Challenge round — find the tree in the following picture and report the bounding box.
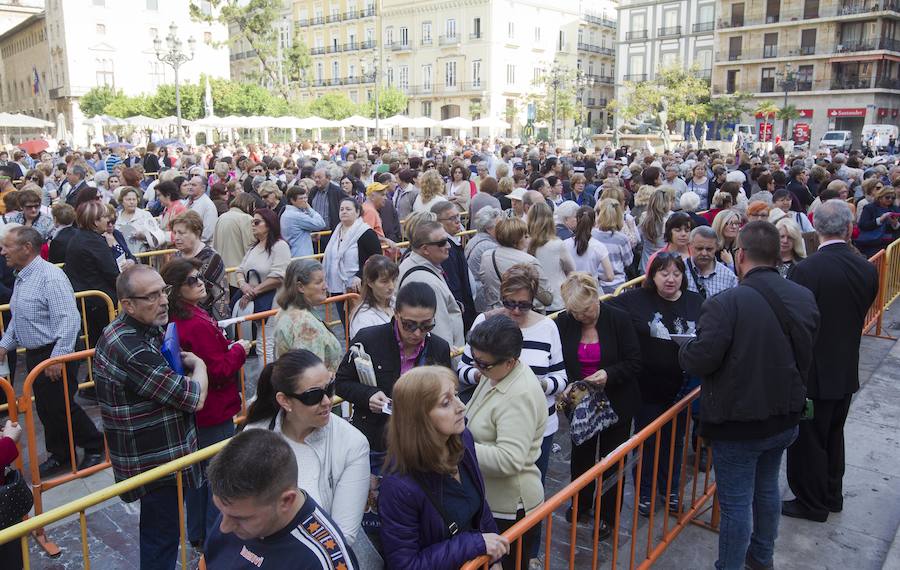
[309,92,357,120]
[618,64,710,130]
[190,0,292,101]
[80,86,122,117]
[284,33,312,87]
[361,87,408,118]
[777,104,801,140]
[755,101,779,144]
[527,67,579,130]
[707,92,751,139]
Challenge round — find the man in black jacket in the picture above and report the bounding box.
[785,200,879,522]
[63,165,90,206]
[431,201,476,331]
[680,222,819,570]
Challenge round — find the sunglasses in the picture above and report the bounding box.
[185,274,205,287]
[398,317,436,333]
[22,203,40,209]
[501,299,534,312]
[284,379,336,406]
[423,238,449,247]
[473,356,507,371]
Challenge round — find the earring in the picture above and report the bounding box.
[286,408,293,413]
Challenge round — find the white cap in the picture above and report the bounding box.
[506,187,527,201]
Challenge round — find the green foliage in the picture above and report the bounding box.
[309,92,357,120]
[80,86,122,117]
[619,64,710,125]
[527,67,579,124]
[707,93,751,124]
[361,87,408,118]
[776,104,800,121]
[284,35,313,85]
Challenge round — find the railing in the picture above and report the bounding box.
[577,43,615,56]
[583,13,616,28]
[658,26,682,37]
[718,1,900,28]
[865,241,900,338]
[692,22,715,33]
[625,30,648,40]
[623,74,648,82]
[439,34,460,46]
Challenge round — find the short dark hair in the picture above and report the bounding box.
[467,314,523,361]
[207,429,299,505]
[664,212,693,243]
[339,196,362,215]
[155,181,181,201]
[285,185,308,203]
[159,257,203,320]
[789,165,807,180]
[642,166,662,186]
[412,220,443,249]
[642,253,688,294]
[772,189,792,203]
[395,281,437,312]
[737,221,780,266]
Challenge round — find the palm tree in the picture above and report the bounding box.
[777,104,802,140]
[755,100,778,147]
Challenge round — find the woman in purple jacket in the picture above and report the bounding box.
[379,366,509,570]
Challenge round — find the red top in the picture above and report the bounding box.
[173,304,247,427]
[702,208,723,225]
[0,436,19,483]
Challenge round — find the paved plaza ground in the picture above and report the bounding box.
[7,310,900,569]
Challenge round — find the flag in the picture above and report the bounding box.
[32,66,40,95]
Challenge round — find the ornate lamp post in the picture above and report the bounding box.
[154,23,196,139]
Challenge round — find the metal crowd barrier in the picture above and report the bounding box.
[461,387,718,570]
[614,275,646,296]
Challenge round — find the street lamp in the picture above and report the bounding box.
[154,23,196,139]
[362,53,390,135]
[776,63,796,140]
[543,64,567,142]
[576,72,596,142]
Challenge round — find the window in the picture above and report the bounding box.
[472,60,481,87]
[95,58,114,87]
[628,54,645,77]
[588,61,594,75]
[399,66,409,88]
[385,26,393,45]
[577,58,583,71]
[349,64,356,78]
[728,36,742,60]
[146,0,158,9]
[697,3,715,25]
[578,29,584,44]
[730,3,744,26]
[422,22,432,43]
[446,19,456,38]
[535,26,541,42]
[423,64,432,90]
[660,51,677,67]
[473,18,481,38]
[760,67,775,92]
[695,49,712,72]
[533,67,542,82]
[332,61,340,80]
[797,64,813,90]
[400,26,408,46]
[558,30,566,50]
[506,64,516,85]
[508,22,515,40]
[387,66,394,86]
[422,101,432,117]
[726,69,739,93]
[800,29,816,54]
[316,63,324,82]
[804,0,819,18]
[96,23,105,35]
[365,28,374,42]
[763,33,778,57]
[630,12,646,35]
[766,0,780,23]
[149,27,158,38]
[445,61,456,86]
[349,91,358,104]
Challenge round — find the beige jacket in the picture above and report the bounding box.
[213,207,255,287]
[465,360,548,518]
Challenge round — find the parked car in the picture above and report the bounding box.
[819,130,853,152]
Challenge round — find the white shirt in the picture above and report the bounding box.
[186,193,218,244]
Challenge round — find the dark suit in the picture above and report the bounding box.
[48,226,77,264]
[441,239,476,332]
[64,229,120,350]
[787,242,879,515]
[309,181,344,231]
[335,321,452,452]
[64,181,89,206]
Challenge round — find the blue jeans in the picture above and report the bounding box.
[186,421,235,543]
[535,433,555,486]
[711,426,798,570]
[140,486,181,570]
[633,402,686,502]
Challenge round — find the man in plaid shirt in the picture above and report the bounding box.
[93,264,209,570]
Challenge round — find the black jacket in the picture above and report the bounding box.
[787,179,814,211]
[63,228,120,303]
[309,181,344,231]
[788,243,878,399]
[48,226,77,264]
[65,181,89,206]
[555,305,642,420]
[351,228,383,282]
[335,321,452,451]
[679,267,819,438]
[441,239,476,331]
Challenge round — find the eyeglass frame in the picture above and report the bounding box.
[472,355,510,372]
[282,379,337,406]
[126,284,173,303]
[398,317,436,333]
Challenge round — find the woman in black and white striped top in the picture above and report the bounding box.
[458,263,567,484]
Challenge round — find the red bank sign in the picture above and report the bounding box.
[827,108,866,118]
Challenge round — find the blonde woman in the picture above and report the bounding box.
[631,184,656,223]
[600,186,639,248]
[775,217,806,278]
[414,169,449,213]
[593,199,634,293]
[638,189,672,272]
[711,209,742,268]
[526,202,574,312]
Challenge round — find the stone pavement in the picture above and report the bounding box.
[8,312,900,569]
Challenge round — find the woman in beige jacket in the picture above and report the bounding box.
[465,314,548,570]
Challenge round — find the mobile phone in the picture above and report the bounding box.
[801,398,814,421]
[382,400,393,415]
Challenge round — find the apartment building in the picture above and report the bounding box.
[578,9,617,131]
[616,0,717,99]
[713,0,900,143]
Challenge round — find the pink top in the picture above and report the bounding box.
[578,342,601,378]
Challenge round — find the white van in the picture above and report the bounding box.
[733,123,757,142]
[861,124,898,150]
[819,131,853,152]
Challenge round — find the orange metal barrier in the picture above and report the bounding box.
[462,387,718,570]
[864,250,888,337]
[133,248,178,270]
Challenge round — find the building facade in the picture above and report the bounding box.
[0,13,50,122]
[578,8,617,132]
[0,0,43,36]
[712,0,900,144]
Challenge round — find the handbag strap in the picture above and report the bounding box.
[411,472,460,537]
[742,279,805,384]
[491,250,501,282]
[685,259,708,299]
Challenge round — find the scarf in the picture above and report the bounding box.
[322,217,369,291]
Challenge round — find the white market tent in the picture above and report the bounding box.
[0,113,54,129]
[439,116,474,130]
[338,115,376,129]
[472,117,511,129]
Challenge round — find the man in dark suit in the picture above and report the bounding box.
[785,199,879,522]
[309,165,343,232]
[64,165,90,206]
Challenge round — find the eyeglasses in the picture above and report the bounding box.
[439,215,460,223]
[726,220,742,227]
[22,203,40,210]
[185,274,205,288]
[128,285,173,303]
[284,379,336,406]
[423,238,449,248]
[251,168,264,173]
[473,356,508,371]
[398,317,436,333]
[501,299,534,312]
[27,176,39,182]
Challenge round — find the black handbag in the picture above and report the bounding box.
[0,468,33,528]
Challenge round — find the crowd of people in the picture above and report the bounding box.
[0,135,892,570]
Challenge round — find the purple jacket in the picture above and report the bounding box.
[379,428,498,570]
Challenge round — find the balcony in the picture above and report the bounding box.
[623,73,647,81]
[342,7,375,20]
[421,37,433,46]
[763,45,778,58]
[390,41,412,52]
[800,45,816,55]
[658,26,682,37]
[728,51,742,61]
[310,46,326,55]
[326,13,342,23]
[325,44,341,54]
[312,74,376,88]
[587,97,609,107]
[577,42,615,56]
[469,32,482,40]
[403,81,486,96]
[696,68,712,80]
[693,22,715,33]
[308,16,325,26]
[439,34,460,46]
[587,74,614,84]
[625,30,648,41]
[584,13,616,28]
[717,1,900,29]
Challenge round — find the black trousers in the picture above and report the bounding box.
[570,416,633,524]
[495,508,542,570]
[25,344,102,460]
[786,394,853,516]
[82,298,111,350]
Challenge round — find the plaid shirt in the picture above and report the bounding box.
[685,259,739,299]
[93,313,202,502]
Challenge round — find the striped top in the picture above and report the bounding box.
[459,313,567,437]
[591,229,634,294]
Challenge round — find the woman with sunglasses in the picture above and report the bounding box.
[160,257,250,549]
[477,217,552,312]
[464,314,547,570]
[459,263,567,484]
[272,259,343,370]
[244,349,372,554]
[379,366,509,570]
[608,253,703,519]
[7,188,53,241]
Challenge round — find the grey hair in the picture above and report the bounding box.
[116,264,159,302]
[314,165,331,179]
[813,199,854,239]
[679,191,701,212]
[93,170,110,186]
[430,200,457,218]
[554,200,580,224]
[473,207,503,232]
[71,165,87,178]
[276,259,324,310]
[690,225,718,241]
[251,175,267,192]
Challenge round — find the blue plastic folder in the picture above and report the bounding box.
[160,323,184,375]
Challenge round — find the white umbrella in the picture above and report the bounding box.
[472,117,511,129]
[410,116,439,129]
[439,117,474,130]
[381,114,416,128]
[337,115,376,128]
[295,116,338,129]
[0,113,54,128]
[124,115,162,127]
